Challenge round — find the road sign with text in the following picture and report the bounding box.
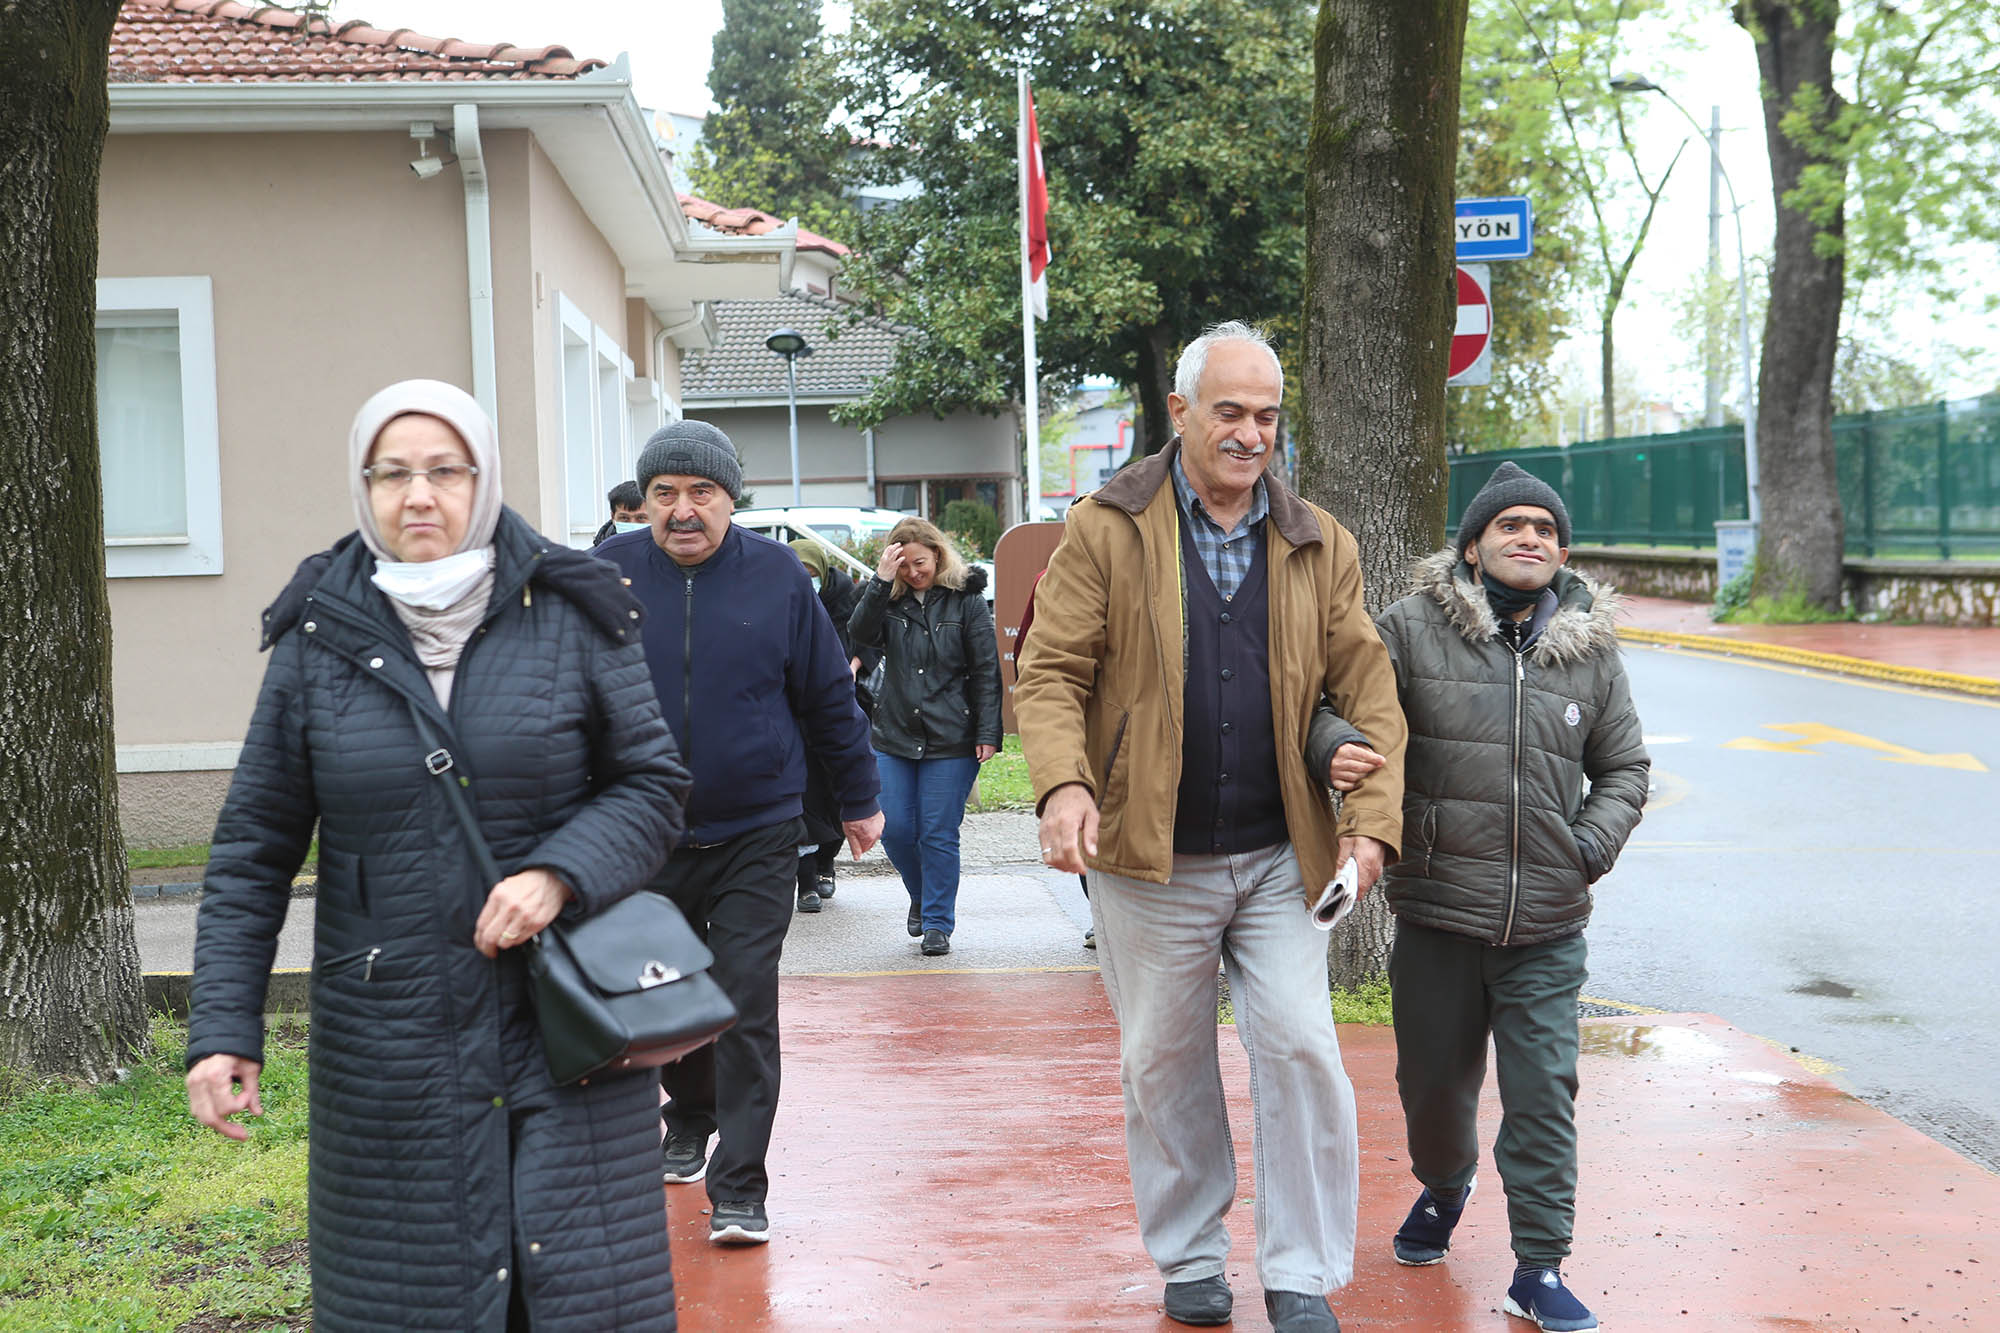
[1455,197,1533,261]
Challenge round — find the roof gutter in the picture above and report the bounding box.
[453,104,498,426]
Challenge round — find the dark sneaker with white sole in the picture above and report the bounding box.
[1392,1174,1475,1265]
[660,1130,708,1184]
[709,1200,770,1245]
[1504,1268,1598,1331]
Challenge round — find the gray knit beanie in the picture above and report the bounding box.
[635,419,742,500]
[1454,460,1571,555]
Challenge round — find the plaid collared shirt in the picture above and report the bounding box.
[1171,452,1268,600]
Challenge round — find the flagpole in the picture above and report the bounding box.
[1017,67,1043,522]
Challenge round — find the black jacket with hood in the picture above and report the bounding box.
[189,508,691,1331]
[848,564,1002,760]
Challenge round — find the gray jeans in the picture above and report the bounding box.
[1090,842,1359,1295]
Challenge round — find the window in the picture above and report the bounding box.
[879,482,920,513]
[95,276,222,577]
[556,294,636,548]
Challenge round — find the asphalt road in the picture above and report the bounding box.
[1593,643,2000,1170]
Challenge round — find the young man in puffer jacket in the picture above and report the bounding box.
[1370,463,1649,1333]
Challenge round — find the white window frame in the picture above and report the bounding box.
[95,276,223,577]
[555,293,640,549]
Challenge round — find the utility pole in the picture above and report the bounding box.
[1704,104,1724,428]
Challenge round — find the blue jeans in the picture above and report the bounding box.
[874,751,979,935]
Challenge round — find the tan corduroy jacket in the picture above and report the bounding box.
[1014,444,1406,895]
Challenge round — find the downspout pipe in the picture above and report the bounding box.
[454,103,498,428]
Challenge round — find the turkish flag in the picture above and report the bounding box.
[1025,82,1050,321]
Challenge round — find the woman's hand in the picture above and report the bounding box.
[187,1053,264,1141]
[473,867,574,957]
[975,744,998,763]
[874,542,906,582]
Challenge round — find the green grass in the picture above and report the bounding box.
[971,735,1036,811]
[1713,590,1857,624]
[1217,977,1395,1027]
[126,842,318,875]
[0,1017,312,1332]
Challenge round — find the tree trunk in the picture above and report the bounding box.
[0,0,148,1078]
[1299,0,1467,986]
[1599,312,1617,440]
[1132,324,1176,456]
[1740,0,1847,610]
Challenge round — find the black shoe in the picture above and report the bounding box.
[708,1199,770,1245]
[815,872,836,900]
[921,928,951,956]
[1392,1174,1474,1266]
[660,1129,708,1184]
[796,889,822,914]
[907,903,923,937]
[1265,1289,1339,1332]
[1163,1275,1232,1326]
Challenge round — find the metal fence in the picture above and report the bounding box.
[1446,397,2000,559]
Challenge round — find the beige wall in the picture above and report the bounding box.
[100,126,637,781]
[716,404,1017,510]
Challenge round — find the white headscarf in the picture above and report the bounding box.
[347,381,504,692]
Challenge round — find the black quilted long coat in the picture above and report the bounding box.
[189,509,692,1331]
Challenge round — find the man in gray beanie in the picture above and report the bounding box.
[1364,462,1648,1332]
[596,418,883,1247]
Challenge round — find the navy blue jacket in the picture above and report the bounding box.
[597,523,880,843]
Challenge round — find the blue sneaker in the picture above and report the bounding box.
[1504,1268,1598,1331]
[1391,1174,1475,1265]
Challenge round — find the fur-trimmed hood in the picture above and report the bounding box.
[1408,547,1624,667]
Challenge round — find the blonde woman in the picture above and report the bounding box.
[847,518,1001,955]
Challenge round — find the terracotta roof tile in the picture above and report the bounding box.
[679,192,850,258]
[110,0,606,83]
[679,291,906,402]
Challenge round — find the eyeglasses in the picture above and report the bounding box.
[361,464,480,491]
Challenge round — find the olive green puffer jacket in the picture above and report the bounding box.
[1374,550,1649,946]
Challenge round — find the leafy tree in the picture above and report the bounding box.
[1736,0,2000,610]
[1299,0,1470,986]
[687,0,852,238]
[825,0,1315,455]
[0,0,147,1079]
[941,499,1001,560]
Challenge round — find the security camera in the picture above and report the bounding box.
[410,155,445,179]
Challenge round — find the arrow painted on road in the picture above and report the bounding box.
[1723,723,1987,771]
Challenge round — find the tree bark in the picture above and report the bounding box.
[1132,323,1176,456]
[1740,0,1847,610]
[1299,0,1467,986]
[0,0,148,1078]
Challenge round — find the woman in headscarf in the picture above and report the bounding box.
[847,517,1001,956]
[185,380,691,1332]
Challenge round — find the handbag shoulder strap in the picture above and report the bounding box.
[406,700,505,888]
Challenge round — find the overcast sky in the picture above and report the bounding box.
[347,1,1993,411]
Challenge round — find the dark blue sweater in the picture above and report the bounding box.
[596,524,880,843]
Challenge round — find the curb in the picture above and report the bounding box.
[144,967,311,1020]
[1619,626,2000,699]
[131,873,316,903]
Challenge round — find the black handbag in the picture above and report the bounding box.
[407,701,737,1086]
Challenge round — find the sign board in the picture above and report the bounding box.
[992,521,1069,732]
[1715,520,1758,587]
[1448,263,1492,387]
[1454,196,1534,261]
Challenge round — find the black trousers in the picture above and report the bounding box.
[654,817,803,1206]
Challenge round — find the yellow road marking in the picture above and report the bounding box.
[1628,641,2000,708]
[1723,722,1987,771]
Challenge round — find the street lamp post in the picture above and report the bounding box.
[765,327,809,506]
[1611,75,1761,526]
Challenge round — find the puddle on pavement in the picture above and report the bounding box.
[1791,977,1858,998]
[1576,1023,1725,1063]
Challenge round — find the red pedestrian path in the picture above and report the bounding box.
[1619,594,2000,684]
[663,971,2000,1331]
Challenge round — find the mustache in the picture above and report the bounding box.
[664,516,706,533]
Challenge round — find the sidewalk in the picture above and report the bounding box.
[1618,594,2000,695]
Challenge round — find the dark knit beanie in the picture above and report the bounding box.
[1454,460,1571,554]
[635,419,742,500]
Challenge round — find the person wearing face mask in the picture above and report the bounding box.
[787,538,878,913]
[184,380,692,1331]
[592,479,648,546]
[1370,462,1650,1333]
[846,517,1001,957]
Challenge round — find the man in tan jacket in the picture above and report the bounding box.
[1015,321,1405,1333]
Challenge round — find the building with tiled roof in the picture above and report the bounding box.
[111,0,604,82]
[97,0,806,844]
[678,293,1020,527]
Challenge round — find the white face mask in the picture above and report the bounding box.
[809,575,823,593]
[613,520,648,534]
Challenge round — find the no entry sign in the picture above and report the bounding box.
[1448,263,1492,387]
